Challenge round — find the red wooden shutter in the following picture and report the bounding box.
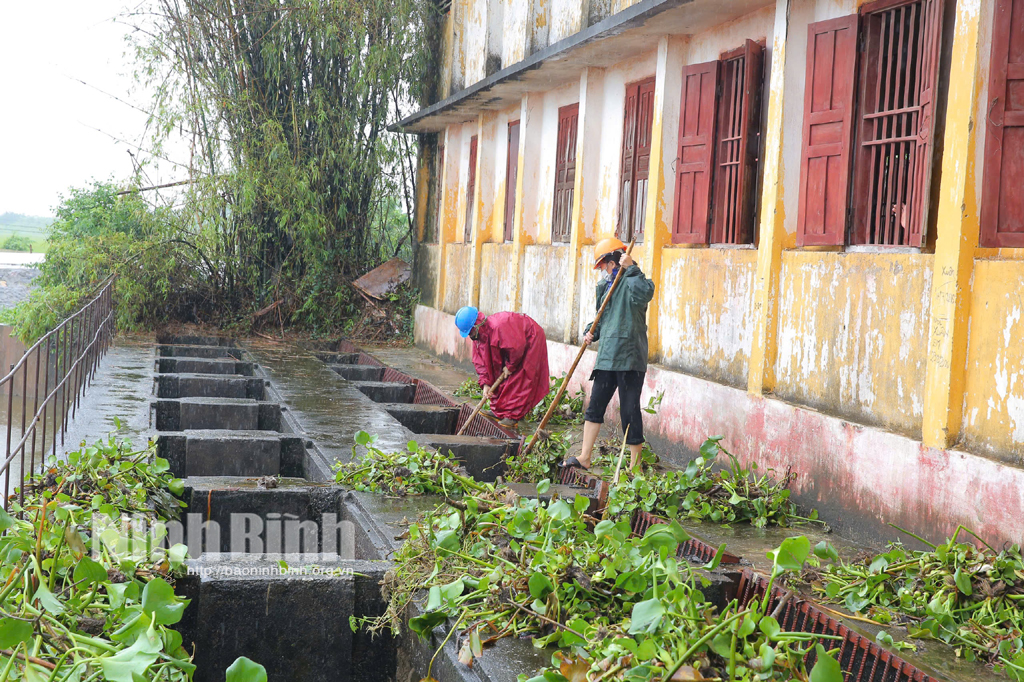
[632,80,656,242]
[980,0,1024,247]
[618,82,639,240]
[618,78,655,242]
[504,121,520,242]
[796,16,859,246]
[711,40,764,244]
[552,103,579,243]
[672,60,720,244]
[851,0,945,247]
[465,135,477,243]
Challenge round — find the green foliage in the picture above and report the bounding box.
[0,234,33,251]
[527,375,587,425]
[334,432,490,497]
[0,434,192,680]
[603,437,816,529]
[454,378,484,400]
[357,486,839,681]
[814,528,1024,678]
[504,430,573,483]
[9,0,439,340]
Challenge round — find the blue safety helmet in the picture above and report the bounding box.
[455,306,480,338]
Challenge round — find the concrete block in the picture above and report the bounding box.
[158,357,255,376]
[351,380,416,403]
[157,344,243,359]
[178,431,282,477]
[258,402,282,431]
[155,333,236,346]
[280,436,307,478]
[154,398,263,431]
[417,435,511,482]
[156,374,264,400]
[177,555,394,682]
[384,403,460,434]
[330,364,386,381]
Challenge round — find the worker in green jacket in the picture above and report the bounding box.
[562,237,655,470]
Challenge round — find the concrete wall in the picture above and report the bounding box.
[657,248,757,388]
[774,252,933,438]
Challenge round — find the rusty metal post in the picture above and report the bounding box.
[30,343,40,485]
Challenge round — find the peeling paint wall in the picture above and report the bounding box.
[479,244,519,313]
[503,0,530,66]
[550,0,583,42]
[774,252,933,437]
[962,261,1024,464]
[521,244,572,336]
[521,82,580,244]
[658,248,758,387]
[414,244,440,308]
[442,244,473,314]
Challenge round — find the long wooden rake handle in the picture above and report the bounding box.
[520,239,636,458]
[456,366,511,436]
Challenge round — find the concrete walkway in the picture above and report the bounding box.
[61,334,155,454]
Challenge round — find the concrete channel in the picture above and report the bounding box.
[49,333,992,682]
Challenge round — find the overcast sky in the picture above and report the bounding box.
[0,1,181,218]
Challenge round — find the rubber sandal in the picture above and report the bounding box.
[559,455,588,470]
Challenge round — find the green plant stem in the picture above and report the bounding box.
[661,610,750,682]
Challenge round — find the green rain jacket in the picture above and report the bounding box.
[584,264,656,372]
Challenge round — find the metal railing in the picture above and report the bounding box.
[0,278,116,511]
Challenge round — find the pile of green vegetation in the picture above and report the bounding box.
[334,432,491,497]
[353,484,845,682]
[454,378,484,400]
[812,528,1024,678]
[526,375,587,426]
[0,434,268,682]
[603,438,819,529]
[0,436,191,680]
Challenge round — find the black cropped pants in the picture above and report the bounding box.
[584,369,646,445]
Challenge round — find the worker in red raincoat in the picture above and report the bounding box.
[455,307,550,427]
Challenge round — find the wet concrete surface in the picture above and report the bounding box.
[240,342,414,476]
[60,336,155,453]
[364,344,475,398]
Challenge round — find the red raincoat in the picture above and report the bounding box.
[471,312,550,421]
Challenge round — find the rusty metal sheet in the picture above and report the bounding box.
[351,258,411,300]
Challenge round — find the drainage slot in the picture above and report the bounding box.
[383,403,459,434]
[350,380,416,403]
[331,364,386,382]
[418,435,511,482]
[316,352,359,365]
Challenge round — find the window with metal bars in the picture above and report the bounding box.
[465,135,477,243]
[552,103,579,243]
[795,0,945,247]
[712,42,763,244]
[851,0,944,247]
[672,41,764,245]
[618,78,655,243]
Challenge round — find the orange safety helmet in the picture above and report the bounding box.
[593,237,626,269]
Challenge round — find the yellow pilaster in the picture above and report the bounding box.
[511,94,531,313]
[414,137,431,244]
[468,114,486,308]
[563,68,597,343]
[434,127,454,310]
[921,0,984,449]
[747,0,791,395]
[642,36,686,361]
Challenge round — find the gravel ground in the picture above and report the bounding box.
[0,267,40,310]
